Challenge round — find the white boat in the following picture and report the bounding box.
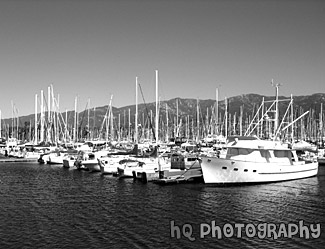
[98,155,134,174]
[201,136,319,184]
[170,151,201,170]
[75,150,110,172]
[63,154,78,168]
[47,151,68,165]
[118,156,171,178]
[117,159,143,178]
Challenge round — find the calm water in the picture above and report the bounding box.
[0,162,324,248]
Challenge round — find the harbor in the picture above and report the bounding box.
[1,79,324,185]
[1,0,325,248]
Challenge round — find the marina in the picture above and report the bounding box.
[1,0,324,247]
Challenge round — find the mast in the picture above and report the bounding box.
[110,97,114,142]
[40,90,44,142]
[225,97,228,138]
[291,94,294,142]
[128,108,131,141]
[271,79,281,136]
[216,87,219,135]
[47,86,51,143]
[65,109,68,143]
[196,98,200,143]
[118,113,121,142]
[135,77,138,144]
[206,107,209,136]
[239,105,243,136]
[0,110,2,139]
[123,110,126,140]
[176,99,178,137]
[321,103,323,146]
[16,106,19,140]
[166,103,169,142]
[34,94,38,144]
[11,100,14,138]
[74,96,77,142]
[93,107,96,140]
[87,98,90,140]
[155,70,159,143]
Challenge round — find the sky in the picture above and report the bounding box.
[0,0,324,119]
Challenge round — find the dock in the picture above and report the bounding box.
[133,168,203,184]
[0,156,38,163]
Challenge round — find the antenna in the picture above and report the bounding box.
[270,79,282,139]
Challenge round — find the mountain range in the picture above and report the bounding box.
[2,93,325,130]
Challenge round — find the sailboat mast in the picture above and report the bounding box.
[87,98,90,141]
[196,98,199,143]
[176,99,178,137]
[272,79,280,136]
[225,97,228,138]
[0,110,2,139]
[320,103,323,146]
[166,103,169,142]
[216,87,219,135]
[40,90,44,142]
[291,94,294,142]
[34,94,38,144]
[74,96,77,142]
[155,70,158,143]
[128,108,131,141]
[135,77,138,144]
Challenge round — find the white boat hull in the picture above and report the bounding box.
[98,155,133,175]
[63,155,77,168]
[201,156,318,184]
[83,160,101,172]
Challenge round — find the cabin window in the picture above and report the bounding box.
[234,168,238,171]
[239,148,251,155]
[274,150,288,158]
[222,166,227,170]
[244,169,248,172]
[253,170,257,173]
[260,150,271,159]
[229,148,239,156]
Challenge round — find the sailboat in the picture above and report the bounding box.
[200,82,319,184]
[118,71,171,181]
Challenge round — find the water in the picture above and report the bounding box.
[1,162,325,248]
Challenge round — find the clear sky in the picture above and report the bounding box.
[0,0,324,118]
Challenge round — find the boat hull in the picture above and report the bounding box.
[83,160,101,172]
[63,158,76,168]
[201,156,318,184]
